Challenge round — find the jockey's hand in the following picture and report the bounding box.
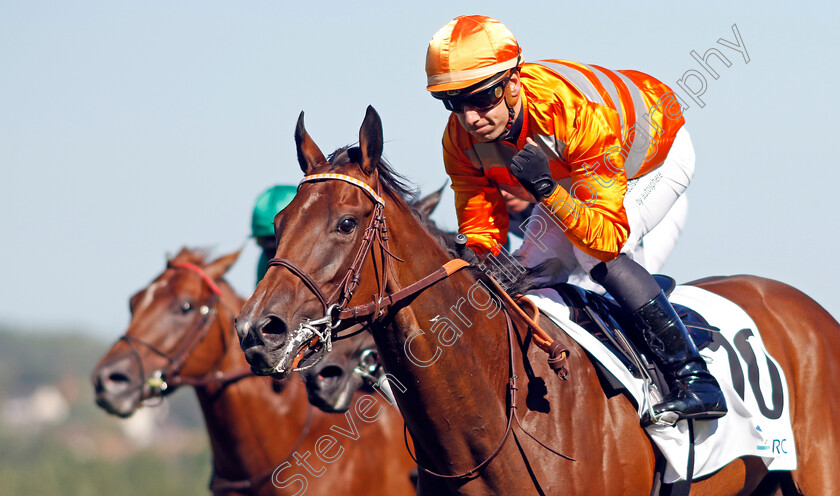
[509,140,557,200]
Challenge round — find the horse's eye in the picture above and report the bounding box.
[338,217,357,234]
[180,301,192,314]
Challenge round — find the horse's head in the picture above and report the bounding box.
[235,106,436,380]
[295,187,450,412]
[92,248,240,417]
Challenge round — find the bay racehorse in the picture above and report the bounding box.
[297,183,454,413]
[93,248,415,495]
[235,107,840,495]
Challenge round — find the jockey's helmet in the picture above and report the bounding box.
[425,15,522,95]
[251,185,296,239]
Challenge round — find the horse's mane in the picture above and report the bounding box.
[329,146,538,296]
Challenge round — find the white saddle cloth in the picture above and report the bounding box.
[526,284,797,483]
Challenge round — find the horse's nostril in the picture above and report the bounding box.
[260,316,288,337]
[108,372,131,385]
[318,365,344,381]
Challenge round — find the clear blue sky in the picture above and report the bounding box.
[2,1,839,339]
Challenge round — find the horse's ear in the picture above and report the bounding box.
[295,111,327,175]
[358,105,383,176]
[172,247,191,261]
[413,180,449,219]
[204,250,241,281]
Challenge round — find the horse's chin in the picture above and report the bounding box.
[307,389,353,413]
[244,327,324,379]
[95,393,140,418]
[243,340,300,378]
[249,364,290,381]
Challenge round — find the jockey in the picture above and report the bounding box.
[426,15,726,422]
[251,185,296,283]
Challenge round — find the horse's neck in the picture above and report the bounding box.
[195,352,310,483]
[194,290,311,483]
[376,204,515,455]
[374,204,658,492]
[382,200,455,288]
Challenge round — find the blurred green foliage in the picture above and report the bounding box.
[0,327,213,495]
[0,430,211,496]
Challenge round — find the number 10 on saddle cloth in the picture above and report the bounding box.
[526,284,797,483]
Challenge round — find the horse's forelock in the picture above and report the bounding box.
[171,248,211,267]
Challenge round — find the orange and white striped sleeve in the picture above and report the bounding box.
[540,101,630,261]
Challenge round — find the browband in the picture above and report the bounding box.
[300,173,385,205]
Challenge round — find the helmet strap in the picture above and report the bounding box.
[502,105,515,139]
[495,100,520,143]
[495,71,520,143]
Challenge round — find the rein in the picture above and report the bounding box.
[405,303,519,478]
[405,296,575,479]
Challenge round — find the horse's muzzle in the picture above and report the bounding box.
[235,314,292,374]
[92,356,142,417]
[300,361,361,413]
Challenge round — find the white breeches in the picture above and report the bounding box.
[514,127,696,292]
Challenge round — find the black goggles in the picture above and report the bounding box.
[433,72,512,113]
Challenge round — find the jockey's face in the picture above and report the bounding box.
[454,71,521,142]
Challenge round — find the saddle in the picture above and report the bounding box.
[550,275,720,401]
[523,275,796,491]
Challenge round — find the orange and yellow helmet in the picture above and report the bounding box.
[425,15,522,94]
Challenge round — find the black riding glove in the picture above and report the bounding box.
[508,143,557,200]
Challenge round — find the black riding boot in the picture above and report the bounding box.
[634,291,727,420]
[590,254,727,422]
